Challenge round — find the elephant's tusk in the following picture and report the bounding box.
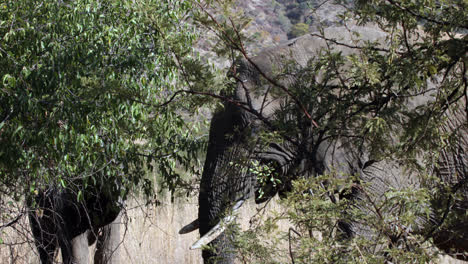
[230,199,245,211]
[179,219,199,234]
[190,200,245,250]
[189,215,236,250]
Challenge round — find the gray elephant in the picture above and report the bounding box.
[29,183,123,264]
[181,26,467,263]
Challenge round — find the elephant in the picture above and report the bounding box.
[28,183,123,264]
[181,26,468,263]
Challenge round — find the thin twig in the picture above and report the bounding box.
[0,213,23,230]
[288,227,302,264]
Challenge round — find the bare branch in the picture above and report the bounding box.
[0,213,23,230]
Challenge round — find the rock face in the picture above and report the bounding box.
[237,0,348,52]
[196,0,349,72]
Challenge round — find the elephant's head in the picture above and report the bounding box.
[179,26,389,264]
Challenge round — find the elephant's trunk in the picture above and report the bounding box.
[198,107,253,264]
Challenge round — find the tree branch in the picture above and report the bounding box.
[386,0,468,29]
[0,213,23,230]
[196,2,319,127]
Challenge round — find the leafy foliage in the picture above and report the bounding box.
[0,0,203,208]
[235,175,437,264]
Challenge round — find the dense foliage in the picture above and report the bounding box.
[0,0,204,227]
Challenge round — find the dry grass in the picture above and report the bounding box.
[1,196,466,263]
[119,196,202,264]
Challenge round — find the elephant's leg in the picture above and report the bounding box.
[34,236,57,264]
[59,234,90,264]
[58,232,75,264]
[57,223,88,264]
[94,212,121,264]
[58,240,72,264]
[36,242,57,264]
[68,232,90,264]
[29,212,57,264]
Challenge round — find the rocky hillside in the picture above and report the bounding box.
[237,0,348,51]
[196,0,348,66]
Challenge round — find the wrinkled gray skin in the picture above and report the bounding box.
[198,26,467,263]
[29,187,122,264]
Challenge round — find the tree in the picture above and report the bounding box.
[188,0,467,262]
[0,0,204,235]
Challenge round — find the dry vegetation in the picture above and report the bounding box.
[1,195,466,263]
